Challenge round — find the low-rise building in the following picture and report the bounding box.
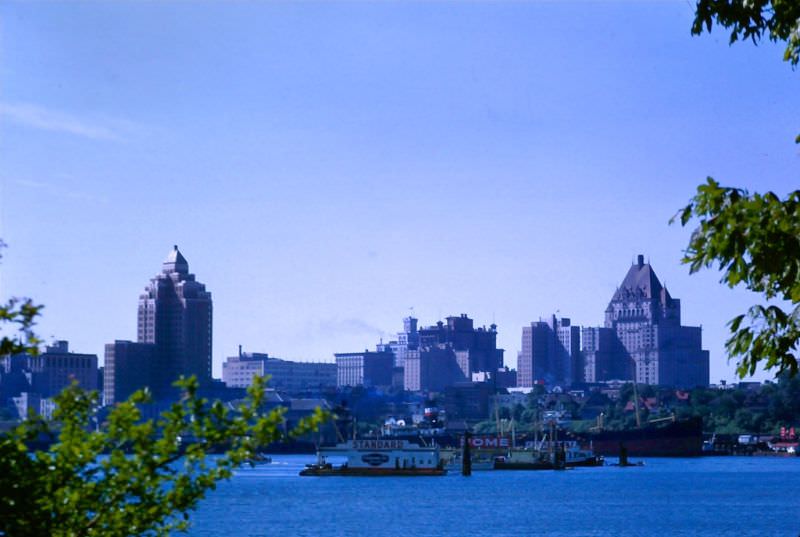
[222,348,336,392]
[0,341,98,411]
[28,341,98,398]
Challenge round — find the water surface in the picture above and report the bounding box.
[188,455,800,536]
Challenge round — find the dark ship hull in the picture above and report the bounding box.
[586,417,703,457]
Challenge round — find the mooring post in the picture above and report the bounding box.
[619,443,629,467]
[462,431,472,476]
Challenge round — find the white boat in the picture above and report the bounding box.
[300,438,447,476]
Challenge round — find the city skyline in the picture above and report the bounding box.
[1,1,796,383]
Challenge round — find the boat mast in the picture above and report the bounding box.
[631,358,642,428]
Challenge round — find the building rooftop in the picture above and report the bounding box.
[611,254,671,302]
[163,245,189,273]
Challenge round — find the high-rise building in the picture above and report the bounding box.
[403,314,505,392]
[103,340,157,405]
[403,346,468,392]
[583,255,710,387]
[580,327,621,383]
[376,316,419,368]
[334,351,394,388]
[417,315,504,377]
[138,246,213,395]
[517,316,580,388]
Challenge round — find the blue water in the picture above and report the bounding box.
[187,455,800,536]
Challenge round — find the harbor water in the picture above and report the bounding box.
[187,455,800,537]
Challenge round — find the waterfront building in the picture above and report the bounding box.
[222,348,336,392]
[497,367,517,388]
[26,340,98,398]
[517,316,581,388]
[335,350,394,388]
[417,315,504,376]
[0,341,97,417]
[138,245,213,396]
[404,314,505,392]
[12,392,41,420]
[443,381,492,420]
[0,341,98,401]
[376,316,419,369]
[103,340,157,405]
[584,255,710,387]
[581,327,621,383]
[403,346,467,392]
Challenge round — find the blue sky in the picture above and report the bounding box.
[0,1,796,382]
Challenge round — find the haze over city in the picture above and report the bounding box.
[0,1,796,384]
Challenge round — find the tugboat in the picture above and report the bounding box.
[299,438,447,476]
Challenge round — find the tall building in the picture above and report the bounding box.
[403,346,468,392]
[138,246,213,395]
[517,316,581,388]
[334,351,394,388]
[580,327,620,383]
[376,316,419,368]
[584,255,710,387]
[103,340,157,405]
[222,348,337,392]
[404,314,505,392]
[417,315,504,377]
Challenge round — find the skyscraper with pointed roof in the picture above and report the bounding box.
[583,255,709,387]
[138,245,213,396]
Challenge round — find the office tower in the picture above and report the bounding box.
[334,350,394,388]
[517,316,581,388]
[138,246,212,395]
[103,340,157,405]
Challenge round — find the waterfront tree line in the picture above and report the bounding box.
[471,376,800,436]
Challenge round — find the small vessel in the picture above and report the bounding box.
[441,448,499,471]
[493,449,559,470]
[563,442,603,467]
[247,452,272,465]
[493,440,603,470]
[300,438,447,476]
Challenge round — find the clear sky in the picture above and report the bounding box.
[0,1,796,383]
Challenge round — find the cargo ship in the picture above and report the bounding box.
[299,438,447,476]
[585,416,703,457]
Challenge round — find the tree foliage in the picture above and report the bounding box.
[680,1,800,378]
[692,0,800,68]
[0,376,327,537]
[0,241,43,356]
[674,179,800,378]
[0,239,328,536]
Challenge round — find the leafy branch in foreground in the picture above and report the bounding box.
[0,241,44,355]
[692,0,800,67]
[0,297,44,356]
[672,178,800,378]
[0,375,328,537]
